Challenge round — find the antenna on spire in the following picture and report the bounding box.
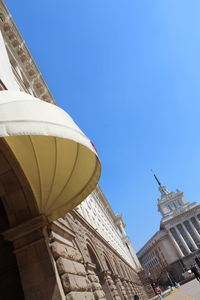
[151,169,161,186]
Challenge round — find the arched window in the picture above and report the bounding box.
[87,244,102,274]
[104,255,114,274]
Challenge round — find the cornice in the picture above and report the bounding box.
[0,0,55,103]
[137,229,167,258]
[158,191,183,204]
[69,210,138,274]
[93,185,118,221]
[161,202,200,227]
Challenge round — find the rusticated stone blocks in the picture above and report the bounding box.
[86,269,106,300]
[51,241,82,262]
[61,273,90,293]
[104,274,121,300]
[91,282,102,290]
[49,216,150,300]
[93,290,106,300]
[117,279,129,300]
[53,244,94,298]
[123,280,133,299]
[57,257,86,276]
[88,274,100,283]
[65,291,95,300]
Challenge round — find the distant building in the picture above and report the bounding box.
[137,176,200,284]
[0,1,153,299]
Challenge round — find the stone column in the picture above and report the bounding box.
[181,222,198,250]
[168,228,184,258]
[175,226,191,254]
[194,216,200,239]
[195,216,200,226]
[188,219,200,243]
[3,215,64,300]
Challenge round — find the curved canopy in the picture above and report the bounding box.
[0,91,101,221]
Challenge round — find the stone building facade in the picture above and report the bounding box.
[49,210,149,300]
[0,1,154,299]
[137,178,200,284]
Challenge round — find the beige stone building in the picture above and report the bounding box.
[0,1,154,299]
[137,177,200,284]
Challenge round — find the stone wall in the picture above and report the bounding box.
[49,211,151,299]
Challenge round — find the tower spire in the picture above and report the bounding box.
[151,170,170,198]
[151,169,162,186]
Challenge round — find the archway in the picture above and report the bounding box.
[120,263,127,279]
[87,243,113,299]
[87,243,102,274]
[114,258,122,277]
[103,254,123,299]
[104,254,115,275]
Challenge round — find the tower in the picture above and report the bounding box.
[153,174,189,219]
[138,174,200,284]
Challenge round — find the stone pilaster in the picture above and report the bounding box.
[131,283,138,297]
[134,285,141,299]
[3,215,64,300]
[113,275,124,299]
[127,281,135,298]
[114,276,128,299]
[86,262,106,300]
[122,280,133,299]
[50,220,95,300]
[99,271,121,300]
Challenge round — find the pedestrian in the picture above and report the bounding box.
[172,281,179,288]
[155,286,163,300]
[190,264,200,282]
[133,295,140,300]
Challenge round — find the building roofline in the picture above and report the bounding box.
[137,229,167,258]
[0,0,55,103]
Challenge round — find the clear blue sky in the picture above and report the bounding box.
[5,0,200,251]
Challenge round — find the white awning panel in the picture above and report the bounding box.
[0,91,101,221]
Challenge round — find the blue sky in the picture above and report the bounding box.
[5,0,200,251]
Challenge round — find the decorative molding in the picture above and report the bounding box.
[3,214,47,241]
[0,1,55,103]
